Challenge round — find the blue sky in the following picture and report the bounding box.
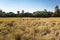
[0,0,60,13]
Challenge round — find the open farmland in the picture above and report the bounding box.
[0,17,60,40]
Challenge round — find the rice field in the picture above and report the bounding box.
[0,17,60,40]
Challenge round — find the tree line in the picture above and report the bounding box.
[0,5,60,17]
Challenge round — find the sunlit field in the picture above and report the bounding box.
[0,17,60,40]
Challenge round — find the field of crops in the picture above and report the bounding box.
[0,17,60,40]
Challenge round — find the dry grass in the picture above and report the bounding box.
[0,17,60,40]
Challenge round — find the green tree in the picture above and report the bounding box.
[7,12,15,17]
[54,5,60,16]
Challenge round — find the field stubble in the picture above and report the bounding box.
[0,18,60,40]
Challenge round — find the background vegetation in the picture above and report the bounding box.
[0,5,60,17]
